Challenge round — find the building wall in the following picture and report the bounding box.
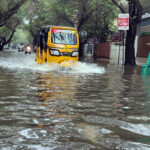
[110,44,125,64]
[136,3,150,57]
[137,36,150,57]
[140,3,150,32]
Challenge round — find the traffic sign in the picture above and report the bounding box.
[118,14,129,30]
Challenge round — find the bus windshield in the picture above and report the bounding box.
[51,29,77,45]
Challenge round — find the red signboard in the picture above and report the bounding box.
[118,14,129,30]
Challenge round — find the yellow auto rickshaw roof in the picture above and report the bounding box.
[40,25,77,31]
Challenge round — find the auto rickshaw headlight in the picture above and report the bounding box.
[50,50,60,56]
[72,51,78,57]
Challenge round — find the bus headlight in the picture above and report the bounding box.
[50,50,60,56]
[72,51,78,57]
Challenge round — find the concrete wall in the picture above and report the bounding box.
[110,44,125,64]
[135,36,139,57]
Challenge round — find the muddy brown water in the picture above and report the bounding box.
[0,50,150,150]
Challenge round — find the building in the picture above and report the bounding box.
[140,2,150,33]
[136,2,150,58]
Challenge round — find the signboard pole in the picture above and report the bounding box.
[122,31,125,66]
[117,31,121,66]
[117,14,129,66]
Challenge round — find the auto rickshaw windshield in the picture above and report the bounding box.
[51,29,77,45]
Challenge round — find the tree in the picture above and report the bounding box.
[0,17,20,50]
[52,0,96,31]
[51,0,117,59]
[111,0,142,66]
[0,0,27,27]
[0,0,28,50]
[83,0,117,42]
[20,0,56,45]
[12,0,117,56]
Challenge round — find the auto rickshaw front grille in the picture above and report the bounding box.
[60,52,72,56]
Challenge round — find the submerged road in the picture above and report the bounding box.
[0,50,150,150]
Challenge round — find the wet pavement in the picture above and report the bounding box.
[0,50,150,150]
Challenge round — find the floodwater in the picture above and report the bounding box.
[0,50,150,150]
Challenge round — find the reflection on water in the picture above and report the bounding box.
[0,51,150,149]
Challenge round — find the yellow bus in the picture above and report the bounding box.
[36,25,79,67]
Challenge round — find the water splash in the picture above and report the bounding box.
[69,62,105,74]
[0,51,105,74]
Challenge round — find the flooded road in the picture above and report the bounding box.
[0,50,150,150]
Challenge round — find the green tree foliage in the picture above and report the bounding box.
[20,0,56,44]
[0,16,20,50]
[0,0,27,27]
[13,29,29,44]
[0,0,28,50]
[0,0,119,50]
[17,0,117,44]
[4,0,117,47]
[83,0,117,42]
[51,0,117,42]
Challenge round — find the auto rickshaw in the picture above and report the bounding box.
[36,25,79,67]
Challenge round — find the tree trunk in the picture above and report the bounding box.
[0,45,4,51]
[124,0,142,66]
[0,27,17,51]
[0,37,6,51]
[125,23,137,65]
